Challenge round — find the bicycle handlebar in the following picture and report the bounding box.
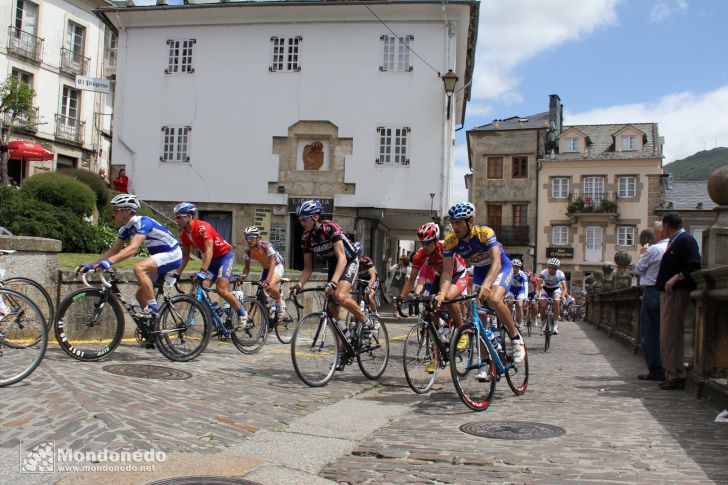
[291,286,327,309]
[79,268,113,288]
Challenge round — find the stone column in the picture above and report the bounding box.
[702,166,728,269]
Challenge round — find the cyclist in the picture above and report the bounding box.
[356,251,380,316]
[537,258,568,335]
[81,194,181,318]
[172,202,246,322]
[526,270,539,325]
[442,202,525,363]
[506,259,529,331]
[290,200,370,369]
[241,226,286,319]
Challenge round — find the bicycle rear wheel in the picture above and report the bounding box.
[544,316,552,352]
[357,315,389,380]
[291,312,338,387]
[402,321,438,394]
[156,294,211,362]
[54,288,124,361]
[231,298,267,354]
[274,297,298,344]
[0,288,47,387]
[449,324,496,412]
[2,277,54,330]
[502,329,529,395]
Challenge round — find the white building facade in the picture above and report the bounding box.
[99,0,477,269]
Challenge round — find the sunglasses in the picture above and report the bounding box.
[245,236,258,241]
[419,240,436,247]
[298,215,313,223]
[175,215,189,220]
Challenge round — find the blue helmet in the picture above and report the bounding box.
[297,199,323,216]
[448,202,476,220]
[174,202,197,215]
[353,241,363,256]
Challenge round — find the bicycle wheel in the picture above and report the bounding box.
[54,288,124,361]
[274,297,298,344]
[232,298,267,354]
[402,321,438,394]
[357,315,389,380]
[291,312,338,387]
[2,277,54,330]
[449,324,496,412]
[0,288,48,387]
[156,294,211,362]
[502,329,529,395]
[544,316,552,352]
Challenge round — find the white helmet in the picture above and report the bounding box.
[511,258,522,267]
[547,258,561,267]
[244,226,260,237]
[110,193,141,211]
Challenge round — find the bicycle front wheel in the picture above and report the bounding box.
[502,330,528,395]
[156,294,211,362]
[449,324,496,412]
[274,297,298,344]
[291,312,338,387]
[402,321,437,394]
[2,277,54,330]
[231,298,267,354]
[0,288,48,387]
[54,288,124,361]
[357,315,389,380]
[544,316,552,352]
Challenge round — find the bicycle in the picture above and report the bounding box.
[0,287,48,387]
[290,287,389,387]
[246,276,299,346]
[0,250,54,329]
[449,295,529,411]
[54,269,211,362]
[538,297,557,352]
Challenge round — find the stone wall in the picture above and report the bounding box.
[0,235,61,294]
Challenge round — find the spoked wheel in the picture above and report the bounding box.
[156,294,211,362]
[544,316,552,352]
[502,329,529,395]
[2,277,54,330]
[449,324,496,412]
[402,321,438,394]
[232,298,267,354]
[274,297,298,344]
[54,288,124,361]
[291,312,338,387]
[0,288,48,387]
[356,315,389,380]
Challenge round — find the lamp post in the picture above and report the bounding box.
[441,69,458,120]
[429,192,436,220]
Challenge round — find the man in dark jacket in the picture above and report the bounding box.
[655,213,701,390]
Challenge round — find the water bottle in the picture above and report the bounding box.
[211,301,223,317]
[485,326,501,351]
[232,290,245,303]
[441,324,451,343]
[269,304,277,320]
[338,320,348,335]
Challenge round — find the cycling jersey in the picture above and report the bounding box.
[301,221,357,261]
[411,241,467,276]
[179,219,231,259]
[443,225,508,268]
[245,241,284,266]
[357,256,378,282]
[118,216,178,255]
[510,270,528,288]
[539,269,566,289]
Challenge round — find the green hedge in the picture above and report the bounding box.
[21,172,96,218]
[59,168,112,208]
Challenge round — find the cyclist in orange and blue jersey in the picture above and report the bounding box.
[241,226,286,319]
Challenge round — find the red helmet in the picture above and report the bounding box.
[417,222,440,243]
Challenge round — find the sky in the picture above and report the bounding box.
[451,0,728,203]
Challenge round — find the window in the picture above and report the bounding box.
[583,176,605,205]
[622,135,637,151]
[486,157,503,179]
[564,137,579,152]
[270,36,301,72]
[512,204,527,226]
[11,68,33,89]
[61,85,80,120]
[618,176,637,198]
[617,226,635,246]
[161,126,190,162]
[376,126,409,165]
[487,204,502,227]
[166,39,195,74]
[552,226,569,246]
[66,21,85,57]
[552,177,569,198]
[380,35,413,72]
[15,0,38,35]
[512,156,528,178]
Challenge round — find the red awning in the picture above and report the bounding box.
[8,140,54,161]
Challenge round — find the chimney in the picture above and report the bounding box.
[549,94,562,135]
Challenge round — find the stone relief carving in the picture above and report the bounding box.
[303,141,324,170]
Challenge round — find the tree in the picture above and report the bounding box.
[0,76,36,184]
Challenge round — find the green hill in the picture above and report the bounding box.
[663,147,728,181]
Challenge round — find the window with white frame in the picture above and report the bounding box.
[622,135,637,151]
[376,126,410,166]
[552,177,569,198]
[618,176,637,198]
[617,226,635,246]
[270,36,301,72]
[564,137,579,152]
[161,126,190,162]
[552,225,569,246]
[11,68,33,89]
[380,35,413,72]
[166,39,195,74]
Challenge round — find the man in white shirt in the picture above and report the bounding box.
[634,221,668,381]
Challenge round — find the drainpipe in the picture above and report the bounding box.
[534,130,541,273]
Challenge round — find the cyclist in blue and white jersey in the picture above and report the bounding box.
[81,194,182,317]
[536,258,568,335]
[506,259,529,330]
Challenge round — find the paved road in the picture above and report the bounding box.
[1,318,727,484]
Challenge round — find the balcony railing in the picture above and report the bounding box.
[7,26,43,62]
[60,47,90,77]
[3,107,39,132]
[491,225,530,246]
[55,114,85,145]
[567,191,619,216]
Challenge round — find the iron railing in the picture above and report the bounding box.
[60,47,90,77]
[3,107,39,132]
[55,114,85,144]
[567,191,619,215]
[7,26,43,62]
[491,225,530,246]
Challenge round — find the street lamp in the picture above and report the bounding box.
[441,69,458,120]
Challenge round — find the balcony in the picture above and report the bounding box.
[55,114,85,145]
[103,48,117,78]
[60,47,90,77]
[567,191,619,218]
[7,26,43,63]
[492,225,530,246]
[3,107,39,133]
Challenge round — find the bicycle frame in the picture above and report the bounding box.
[195,285,234,337]
[465,299,508,376]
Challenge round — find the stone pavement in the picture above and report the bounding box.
[1,317,727,484]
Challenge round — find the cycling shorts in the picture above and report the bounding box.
[540,287,562,299]
[471,258,513,289]
[149,246,183,284]
[260,263,285,282]
[209,251,235,282]
[327,258,359,285]
[507,285,527,301]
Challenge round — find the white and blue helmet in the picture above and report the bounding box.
[110,193,141,211]
[173,202,197,215]
[297,199,323,216]
[448,202,476,220]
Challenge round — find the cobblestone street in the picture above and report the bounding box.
[1,317,727,484]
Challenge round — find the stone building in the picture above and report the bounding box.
[655,180,718,254]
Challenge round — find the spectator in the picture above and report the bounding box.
[112,168,129,193]
[7,177,20,189]
[655,212,701,390]
[387,255,411,317]
[98,168,110,187]
[634,221,668,382]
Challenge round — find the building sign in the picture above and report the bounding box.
[270,225,286,260]
[547,247,574,259]
[75,75,112,94]
[254,208,272,239]
[287,197,334,214]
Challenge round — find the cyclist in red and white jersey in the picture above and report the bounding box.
[241,226,286,319]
